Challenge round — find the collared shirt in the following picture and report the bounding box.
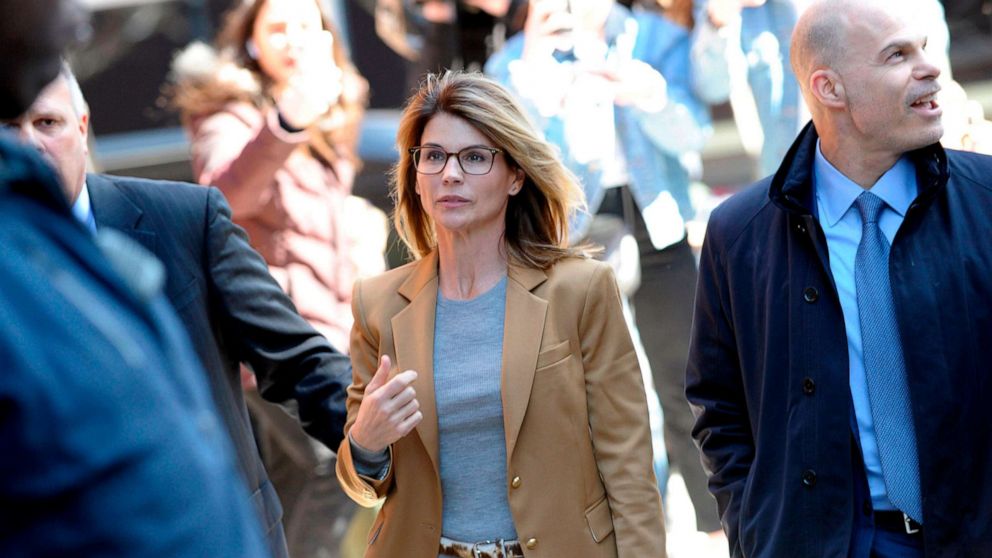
[71,180,97,235]
[814,140,917,513]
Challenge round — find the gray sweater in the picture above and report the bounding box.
[433,276,515,542]
[350,277,516,543]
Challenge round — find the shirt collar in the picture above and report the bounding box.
[814,139,917,227]
[71,180,97,235]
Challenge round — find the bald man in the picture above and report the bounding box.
[685,1,992,557]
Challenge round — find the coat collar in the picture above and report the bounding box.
[86,173,158,257]
[390,250,550,474]
[501,261,548,460]
[394,250,549,300]
[768,121,949,216]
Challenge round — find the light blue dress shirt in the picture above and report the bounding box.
[71,181,97,234]
[813,140,917,512]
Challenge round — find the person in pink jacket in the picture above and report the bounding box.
[170,1,371,556]
[171,0,368,351]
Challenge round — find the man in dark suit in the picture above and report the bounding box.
[4,64,354,558]
[686,1,992,557]
[0,1,269,555]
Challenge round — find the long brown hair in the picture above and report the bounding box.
[169,0,367,167]
[392,72,588,269]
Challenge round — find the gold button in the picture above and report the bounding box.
[525,538,537,549]
[511,476,521,489]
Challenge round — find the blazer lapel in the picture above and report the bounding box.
[391,252,441,476]
[502,262,548,459]
[87,174,158,257]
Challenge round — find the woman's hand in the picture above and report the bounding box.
[275,30,342,129]
[521,0,575,61]
[350,355,422,454]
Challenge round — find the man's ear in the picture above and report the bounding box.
[810,69,846,109]
[80,112,90,160]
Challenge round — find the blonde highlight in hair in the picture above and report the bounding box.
[392,71,588,269]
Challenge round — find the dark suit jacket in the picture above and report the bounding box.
[88,173,350,555]
[686,123,992,557]
[0,138,268,555]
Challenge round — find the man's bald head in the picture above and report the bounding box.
[792,1,920,96]
[789,0,943,185]
[790,0,859,98]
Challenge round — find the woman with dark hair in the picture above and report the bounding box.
[337,71,666,558]
[171,0,369,350]
[170,2,374,556]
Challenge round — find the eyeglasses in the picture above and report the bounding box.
[408,146,503,175]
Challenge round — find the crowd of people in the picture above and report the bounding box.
[3,0,992,558]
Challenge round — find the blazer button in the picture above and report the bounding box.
[802,377,816,395]
[796,223,807,234]
[801,469,817,488]
[511,476,521,489]
[803,287,819,303]
[525,538,538,550]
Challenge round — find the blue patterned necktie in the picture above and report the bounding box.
[855,191,923,523]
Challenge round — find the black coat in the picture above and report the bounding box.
[686,123,992,557]
[88,173,350,557]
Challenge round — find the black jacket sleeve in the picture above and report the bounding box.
[203,186,350,450]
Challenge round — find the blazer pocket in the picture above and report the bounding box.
[535,339,572,370]
[584,494,615,543]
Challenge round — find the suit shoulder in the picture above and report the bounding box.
[946,149,992,195]
[350,260,423,336]
[354,259,421,302]
[546,256,608,283]
[706,177,775,249]
[97,174,212,207]
[541,257,616,301]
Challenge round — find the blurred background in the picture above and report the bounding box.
[77,0,992,221]
[68,2,992,556]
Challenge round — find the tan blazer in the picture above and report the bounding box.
[337,252,666,558]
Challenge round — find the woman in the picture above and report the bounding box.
[169,1,375,556]
[170,0,371,350]
[336,72,666,558]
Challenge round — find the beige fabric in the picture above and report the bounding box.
[337,252,666,557]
